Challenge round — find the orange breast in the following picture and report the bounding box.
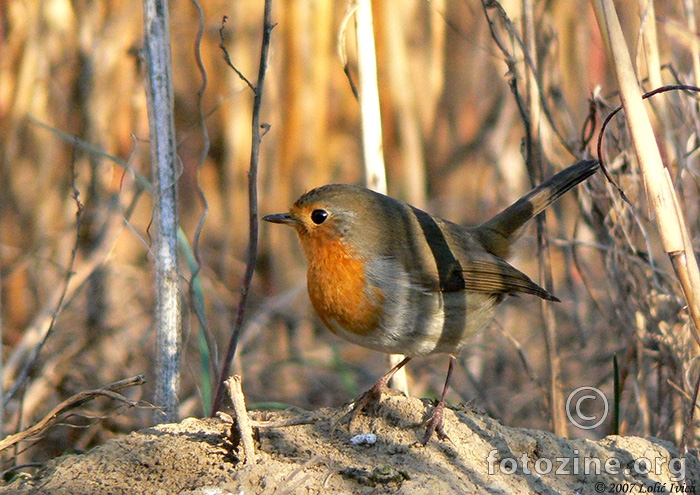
[299,233,384,337]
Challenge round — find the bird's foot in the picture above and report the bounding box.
[348,378,404,422]
[419,400,450,445]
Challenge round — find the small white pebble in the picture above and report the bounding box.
[349,433,377,445]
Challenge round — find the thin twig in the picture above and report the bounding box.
[684,0,700,88]
[481,0,573,156]
[594,1,700,350]
[249,417,316,428]
[680,368,700,453]
[3,153,85,405]
[596,84,700,204]
[497,326,548,407]
[594,0,700,447]
[211,0,275,416]
[225,376,257,463]
[275,455,322,495]
[189,0,216,413]
[481,0,568,435]
[522,0,567,437]
[0,375,146,452]
[218,16,256,93]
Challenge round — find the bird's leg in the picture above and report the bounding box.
[350,356,412,419]
[421,355,456,444]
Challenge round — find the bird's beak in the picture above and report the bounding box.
[262,212,295,225]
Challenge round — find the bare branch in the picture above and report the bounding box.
[211,0,275,416]
[0,375,146,452]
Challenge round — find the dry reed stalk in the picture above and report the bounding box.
[593,0,700,347]
[521,0,567,438]
[347,0,408,394]
[353,0,387,193]
[382,0,427,208]
[424,0,446,132]
[593,0,700,443]
[637,0,674,168]
[683,0,700,88]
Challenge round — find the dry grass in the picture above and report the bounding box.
[1,0,699,468]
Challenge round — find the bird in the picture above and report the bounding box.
[263,158,599,444]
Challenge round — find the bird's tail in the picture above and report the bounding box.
[477,158,599,258]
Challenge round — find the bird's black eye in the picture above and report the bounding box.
[311,209,328,225]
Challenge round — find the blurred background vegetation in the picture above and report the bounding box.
[1,0,700,467]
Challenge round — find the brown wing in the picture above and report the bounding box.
[405,206,557,301]
[457,258,558,301]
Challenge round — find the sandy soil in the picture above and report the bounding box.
[3,395,698,494]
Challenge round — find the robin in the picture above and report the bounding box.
[263,158,599,443]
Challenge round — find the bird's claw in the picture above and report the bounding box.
[420,401,450,445]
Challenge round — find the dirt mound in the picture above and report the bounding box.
[4,395,698,494]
